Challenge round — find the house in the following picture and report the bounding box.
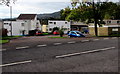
[89,20,120,36]
[48,20,70,33]
[71,21,88,32]
[42,25,48,32]
[0,20,3,36]
[3,14,41,36]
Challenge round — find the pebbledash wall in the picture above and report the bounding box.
[48,20,70,33]
[89,25,120,36]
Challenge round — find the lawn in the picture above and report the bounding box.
[0,40,9,44]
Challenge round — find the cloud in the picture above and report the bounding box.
[0,0,71,18]
[0,0,119,18]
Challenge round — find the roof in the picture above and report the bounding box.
[17,14,37,20]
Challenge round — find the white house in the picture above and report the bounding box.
[3,14,41,36]
[48,20,70,33]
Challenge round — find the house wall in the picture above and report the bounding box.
[30,20,41,30]
[104,20,120,25]
[48,20,70,33]
[3,21,25,36]
[0,21,3,36]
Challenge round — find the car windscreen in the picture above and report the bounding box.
[76,32,81,34]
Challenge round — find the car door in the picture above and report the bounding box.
[70,32,77,37]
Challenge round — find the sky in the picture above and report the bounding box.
[0,0,119,18]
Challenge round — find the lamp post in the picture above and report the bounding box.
[10,6,12,36]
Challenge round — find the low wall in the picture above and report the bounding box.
[89,27,108,36]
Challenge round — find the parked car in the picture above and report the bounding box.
[68,31,85,37]
[36,31,43,36]
[53,31,59,35]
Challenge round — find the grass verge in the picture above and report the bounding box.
[0,40,9,44]
[48,37,67,38]
[1,36,22,40]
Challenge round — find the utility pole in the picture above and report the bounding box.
[10,6,12,36]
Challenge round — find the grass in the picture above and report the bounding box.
[48,37,67,38]
[1,36,22,40]
[0,40,9,44]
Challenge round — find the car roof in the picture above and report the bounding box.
[70,31,80,32]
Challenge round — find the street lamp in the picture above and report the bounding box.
[10,6,12,36]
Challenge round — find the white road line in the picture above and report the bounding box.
[37,44,47,47]
[67,41,76,44]
[54,43,62,45]
[103,38,109,40]
[0,49,6,51]
[0,60,32,67]
[16,46,29,49]
[81,40,89,42]
[55,47,115,58]
[112,37,117,39]
[93,39,99,41]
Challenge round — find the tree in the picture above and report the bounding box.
[60,7,71,20]
[59,29,64,37]
[0,0,17,6]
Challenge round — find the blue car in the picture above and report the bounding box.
[68,31,85,37]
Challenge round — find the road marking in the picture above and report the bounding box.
[67,41,76,44]
[112,37,117,39]
[16,46,29,49]
[55,47,115,58]
[37,44,47,47]
[0,60,32,67]
[93,39,99,41]
[0,49,6,51]
[54,43,62,45]
[81,40,89,42]
[103,38,109,40]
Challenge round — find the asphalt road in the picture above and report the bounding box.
[1,37,119,72]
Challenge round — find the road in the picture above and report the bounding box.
[1,37,119,72]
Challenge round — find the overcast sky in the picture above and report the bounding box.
[0,0,119,18]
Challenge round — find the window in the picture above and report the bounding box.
[71,32,76,34]
[117,21,120,24]
[21,23,24,26]
[65,22,67,24]
[49,28,52,31]
[54,22,56,24]
[112,28,118,31]
[49,22,53,24]
[36,22,39,25]
[4,23,9,25]
[107,21,111,23]
[63,28,67,30]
